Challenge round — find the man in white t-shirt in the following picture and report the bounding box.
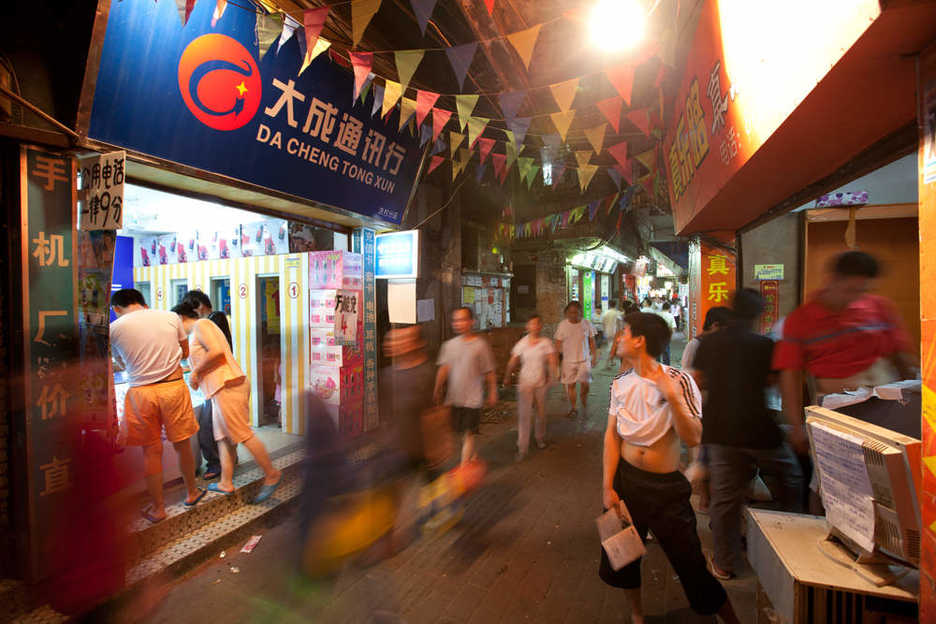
[600,300,622,370]
[554,301,597,419]
[110,289,204,523]
[504,315,559,460]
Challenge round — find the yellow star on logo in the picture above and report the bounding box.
[235,81,248,97]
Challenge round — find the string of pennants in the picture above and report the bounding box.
[495,186,641,241]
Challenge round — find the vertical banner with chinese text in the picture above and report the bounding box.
[695,242,736,338]
[21,146,78,580]
[759,280,780,335]
[354,229,378,431]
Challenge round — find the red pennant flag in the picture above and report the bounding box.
[616,211,623,232]
[619,161,634,185]
[427,155,445,175]
[606,65,635,105]
[477,137,495,164]
[596,97,623,134]
[484,0,495,15]
[303,8,329,56]
[654,63,666,89]
[349,52,373,101]
[416,90,440,128]
[627,109,651,136]
[607,141,629,171]
[491,152,506,182]
[431,108,452,142]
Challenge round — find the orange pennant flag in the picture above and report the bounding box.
[550,78,579,112]
[352,0,382,48]
[575,150,592,170]
[415,90,440,128]
[550,110,576,142]
[596,97,622,134]
[507,24,542,70]
[583,123,607,155]
[606,65,635,106]
[578,164,599,191]
[431,107,452,142]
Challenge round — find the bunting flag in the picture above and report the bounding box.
[419,123,432,146]
[176,0,196,26]
[606,65,635,105]
[634,147,656,171]
[299,37,331,76]
[578,164,599,191]
[517,156,533,181]
[381,80,403,119]
[370,83,384,117]
[256,12,284,59]
[552,162,566,185]
[445,42,478,89]
[639,173,654,196]
[584,123,607,155]
[607,141,629,171]
[357,73,375,103]
[431,136,446,155]
[211,0,227,27]
[595,96,622,134]
[398,97,417,130]
[506,24,542,69]
[352,0,382,48]
[574,150,592,170]
[431,107,452,142]
[587,201,599,221]
[627,109,651,136]
[508,117,532,146]
[299,8,328,70]
[449,131,465,157]
[415,90,439,127]
[491,152,507,181]
[484,0,495,15]
[499,91,525,122]
[277,15,300,54]
[455,94,479,131]
[550,77,579,112]
[467,116,490,148]
[349,52,373,100]
[427,155,445,175]
[550,110,576,141]
[476,137,496,164]
[526,164,540,188]
[505,141,519,172]
[410,0,438,35]
[394,49,424,92]
[570,205,585,223]
[458,147,472,176]
[607,167,622,190]
[475,162,487,183]
[619,160,634,185]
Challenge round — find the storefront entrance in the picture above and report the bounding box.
[256,275,282,427]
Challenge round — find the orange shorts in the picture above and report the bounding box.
[121,379,199,446]
[211,378,254,444]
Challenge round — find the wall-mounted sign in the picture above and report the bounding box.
[753,264,784,280]
[78,151,125,230]
[375,230,419,279]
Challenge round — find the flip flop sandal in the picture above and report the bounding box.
[202,471,221,480]
[566,409,578,420]
[141,507,166,524]
[206,482,235,495]
[253,476,282,504]
[183,488,208,508]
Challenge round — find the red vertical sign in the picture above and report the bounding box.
[759,280,780,335]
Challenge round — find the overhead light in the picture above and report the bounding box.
[588,0,646,53]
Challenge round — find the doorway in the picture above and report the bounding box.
[256,275,282,427]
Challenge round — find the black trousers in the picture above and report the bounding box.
[599,460,727,616]
[196,401,220,474]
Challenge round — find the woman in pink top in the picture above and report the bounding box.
[173,303,282,503]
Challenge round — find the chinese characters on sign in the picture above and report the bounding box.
[78,151,125,230]
[354,228,379,431]
[759,280,780,335]
[334,290,359,342]
[668,78,710,201]
[693,242,736,339]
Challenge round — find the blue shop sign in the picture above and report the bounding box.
[375,230,419,279]
[86,1,422,225]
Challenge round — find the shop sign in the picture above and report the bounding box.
[85,1,421,225]
[21,146,79,580]
[353,228,378,430]
[753,264,784,280]
[78,151,125,230]
[583,270,595,320]
[759,280,780,335]
[375,230,419,279]
[690,242,736,338]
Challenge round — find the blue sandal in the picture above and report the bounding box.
[183,488,208,508]
[206,483,235,495]
[253,477,282,504]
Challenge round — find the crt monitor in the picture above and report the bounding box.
[805,406,921,568]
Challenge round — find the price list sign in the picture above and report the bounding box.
[78,151,125,230]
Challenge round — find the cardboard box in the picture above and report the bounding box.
[309,251,363,290]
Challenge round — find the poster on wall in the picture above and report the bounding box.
[335,290,360,343]
[78,151,125,230]
[240,220,289,257]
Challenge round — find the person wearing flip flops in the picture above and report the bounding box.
[173,302,282,503]
[554,301,597,420]
[110,289,206,523]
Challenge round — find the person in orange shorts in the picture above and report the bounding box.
[110,289,205,523]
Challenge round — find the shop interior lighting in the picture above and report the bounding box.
[588,0,646,53]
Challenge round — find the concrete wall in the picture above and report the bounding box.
[740,213,801,321]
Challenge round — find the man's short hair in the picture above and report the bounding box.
[832,251,879,278]
[454,306,474,319]
[565,301,582,312]
[527,313,541,322]
[732,288,766,321]
[182,289,212,310]
[608,300,617,308]
[111,288,145,308]
[662,302,671,311]
[702,306,733,331]
[623,312,671,358]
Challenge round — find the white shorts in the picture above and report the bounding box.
[561,360,592,385]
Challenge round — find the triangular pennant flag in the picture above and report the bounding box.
[619,160,634,185]
[639,173,653,196]
[507,24,542,69]
[449,131,465,158]
[552,162,566,185]
[371,83,385,117]
[492,152,507,181]
[410,0,438,35]
[299,37,331,76]
[596,97,623,134]
[517,156,533,180]
[499,91,525,122]
[607,167,622,190]
[277,14,300,53]
[504,130,515,145]
[419,123,433,146]
[635,147,656,171]
[431,136,446,155]
[211,0,227,27]
[606,65,635,105]
[575,150,592,170]
[381,80,402,119]
[256,12,284,59]
[627,109,651,136]
[394,49,425,93]
[550,77,579,112]
[607,141,629,170]
[578,164,599,191]
[358,73,374,103]
[508,117,532,145]
[415,90,439,127]
[399,97,418,130]
[298,7,328,72]
[526,164,540,189]
[458,146,472,172]
[456,94,479,131]
[427,155,445,175]
[475,162,487,183]
[445,42,478,89]
[505,141,519,171]
[570,205,585,223]
[349,52,373,101]
[584,123,607,155]
[467,116,490,148]
[176,0,197,26]
[477,137,496,164]
[484,0,495,15]
[588,201,599,221]
[431,107,452,142]
[549,110,576,141]
[352,0,382,48]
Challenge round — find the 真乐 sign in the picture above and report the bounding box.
[85,1,421,225]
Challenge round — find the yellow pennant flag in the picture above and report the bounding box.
[507,24,542,69]
[583,123,607,155]
[505,141,518,171]
[550,110,576,142]
[504,130,516,145]
[399,97,417,130]
[550,78,579,112]
[456,94,479,131]
[467,116,490,148]
[394,49,424,93]
[574,150,592,171]
[352,0,382,48]
[635,147,657,172]
[517,156,533,180]
[578,164,599,191]
[299,37,331,76]
[450,131,465,158]
[381,80,402,119]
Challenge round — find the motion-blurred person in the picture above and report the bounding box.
[653,302,677,365]
[773,251,917,452]
[110,289,204,522]
[600,300,622,369]
[692,289,803,580]
[600,312,739,624]
[503,314,559,461]
[434,307,498,465]
[680,306,732,372]
[173,302,282,502]
[554,301,598,419]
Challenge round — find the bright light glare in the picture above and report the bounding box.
[588,0,645,53]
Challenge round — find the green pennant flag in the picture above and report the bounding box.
[449,131,465,158]
[456,94,479,131]
[394,49,424,93]
[467,116,490,148]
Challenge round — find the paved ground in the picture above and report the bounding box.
[138,336,776,624]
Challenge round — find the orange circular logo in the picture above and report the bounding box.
[177,34,261,131]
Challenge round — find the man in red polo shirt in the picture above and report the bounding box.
[773,251,917,452]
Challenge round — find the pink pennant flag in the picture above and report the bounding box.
[484,0,495,15]
[619,160,634,185]
[303,7,329,57]
[477,137,496,164]
[431,108,452,142]
[606,65,635,105]
[627,109,651,136]
[596,97,623,134]
[492,152,506,182]
[427,155,445,175]
[349,52,373,100]
[607,141,629,171]
[416,90,440,127]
